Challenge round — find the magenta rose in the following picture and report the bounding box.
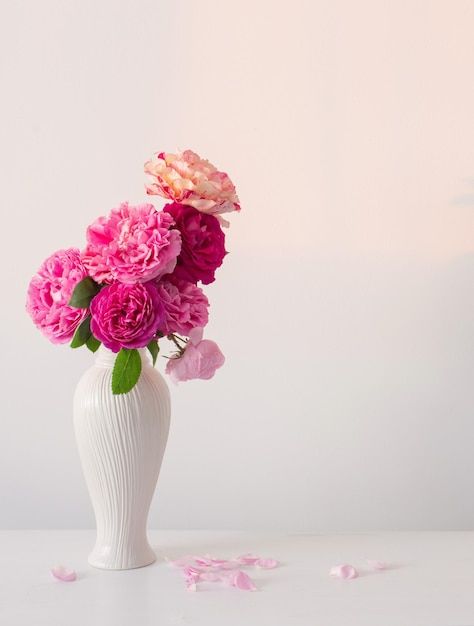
[82,202,181,284]
[157,278,209,336]
[26,248,89,344]
[90,282,164,352]
[165,202,226,285]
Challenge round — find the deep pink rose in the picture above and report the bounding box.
[82,202,181,284]
[165,202,226,285]
[157,278,209,336]
[165,328,225,383]
[145,149,240,226]
[90,282,164,352]
[26,248,89,344]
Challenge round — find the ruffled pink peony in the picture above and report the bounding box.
[26,248,89,344]
[82,202,181,284]
[165,328,225,383]
[145,150,240,224]
[157,278,209,336]
[165,202,226,285]
[90,282,164,352]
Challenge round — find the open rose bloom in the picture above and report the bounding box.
[145,149,240,226]
[26,149,239,394]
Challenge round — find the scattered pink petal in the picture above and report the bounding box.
[168,553,278,591]
[193,555,231,568]
[194,556,213,567]
[183,565,201,577]
[367,559,388,570]
[218,560,240,570]
[236,554,260,565]
[329,564,358,580]
[255,558,279,569]
[209,558,231,567]
[232,570,257,591]
[51,565,77,582]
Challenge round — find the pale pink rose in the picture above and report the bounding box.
[82,202,181,284]
[26,248,89,344]
[165,327,225,383]
[157,278,209,336]
[145,150,240,224]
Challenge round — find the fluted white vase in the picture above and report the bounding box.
[73,346,170,570]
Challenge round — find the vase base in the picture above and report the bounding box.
[88,546,156,570]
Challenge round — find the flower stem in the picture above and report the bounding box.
[168,333,187,355]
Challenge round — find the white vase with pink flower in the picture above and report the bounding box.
[74,346,170,569]
[26,149,239,569]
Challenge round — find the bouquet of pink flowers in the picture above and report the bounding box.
[26,150,240,394]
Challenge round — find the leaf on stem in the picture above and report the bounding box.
[112,348,142,394]
[86,335,101,353]
[68,277,101,308]
[147,339,159,366]
[70,316,92,349]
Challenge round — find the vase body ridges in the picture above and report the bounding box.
[73,348,170,570]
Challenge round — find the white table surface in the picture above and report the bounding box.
[1,530,473,626]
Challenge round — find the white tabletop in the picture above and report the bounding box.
[0,530,473,626]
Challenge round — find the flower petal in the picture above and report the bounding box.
[236,554,260,565]
[51,565,77,582]
[255,558,279,569]
[233,570,257,591]
[329,564,358,580]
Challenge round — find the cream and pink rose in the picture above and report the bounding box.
[82,202,181,284]
[145,150,240,224]
[26,248,89,344]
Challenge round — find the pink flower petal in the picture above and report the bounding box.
[51,565,77,582]
[329,564,358,580]
[194,556,213,567]
[232,570,257,591]
[367,559,388,570]
[188,327,204,345]
[255,558,279,569]
[236,554,260,565]
[183,565,201,577]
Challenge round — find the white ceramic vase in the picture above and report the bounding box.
[73,346,170,570]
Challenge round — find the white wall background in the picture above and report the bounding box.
[0,0,473,530]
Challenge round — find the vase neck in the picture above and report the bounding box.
[95,345,151,368]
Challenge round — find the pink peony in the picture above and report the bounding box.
[90,282,164,352]
[165,202,226,285]
[145,150,240,225]
[165,328,225,383]
[26,248,89,344]
[82,202,181,284]
[157,278,209,336]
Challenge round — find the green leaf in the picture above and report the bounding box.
[112,349,142,395]
[147,339,159,366]
[86,334,101,353]
[70,316,92,348]
[68,277,101,308]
